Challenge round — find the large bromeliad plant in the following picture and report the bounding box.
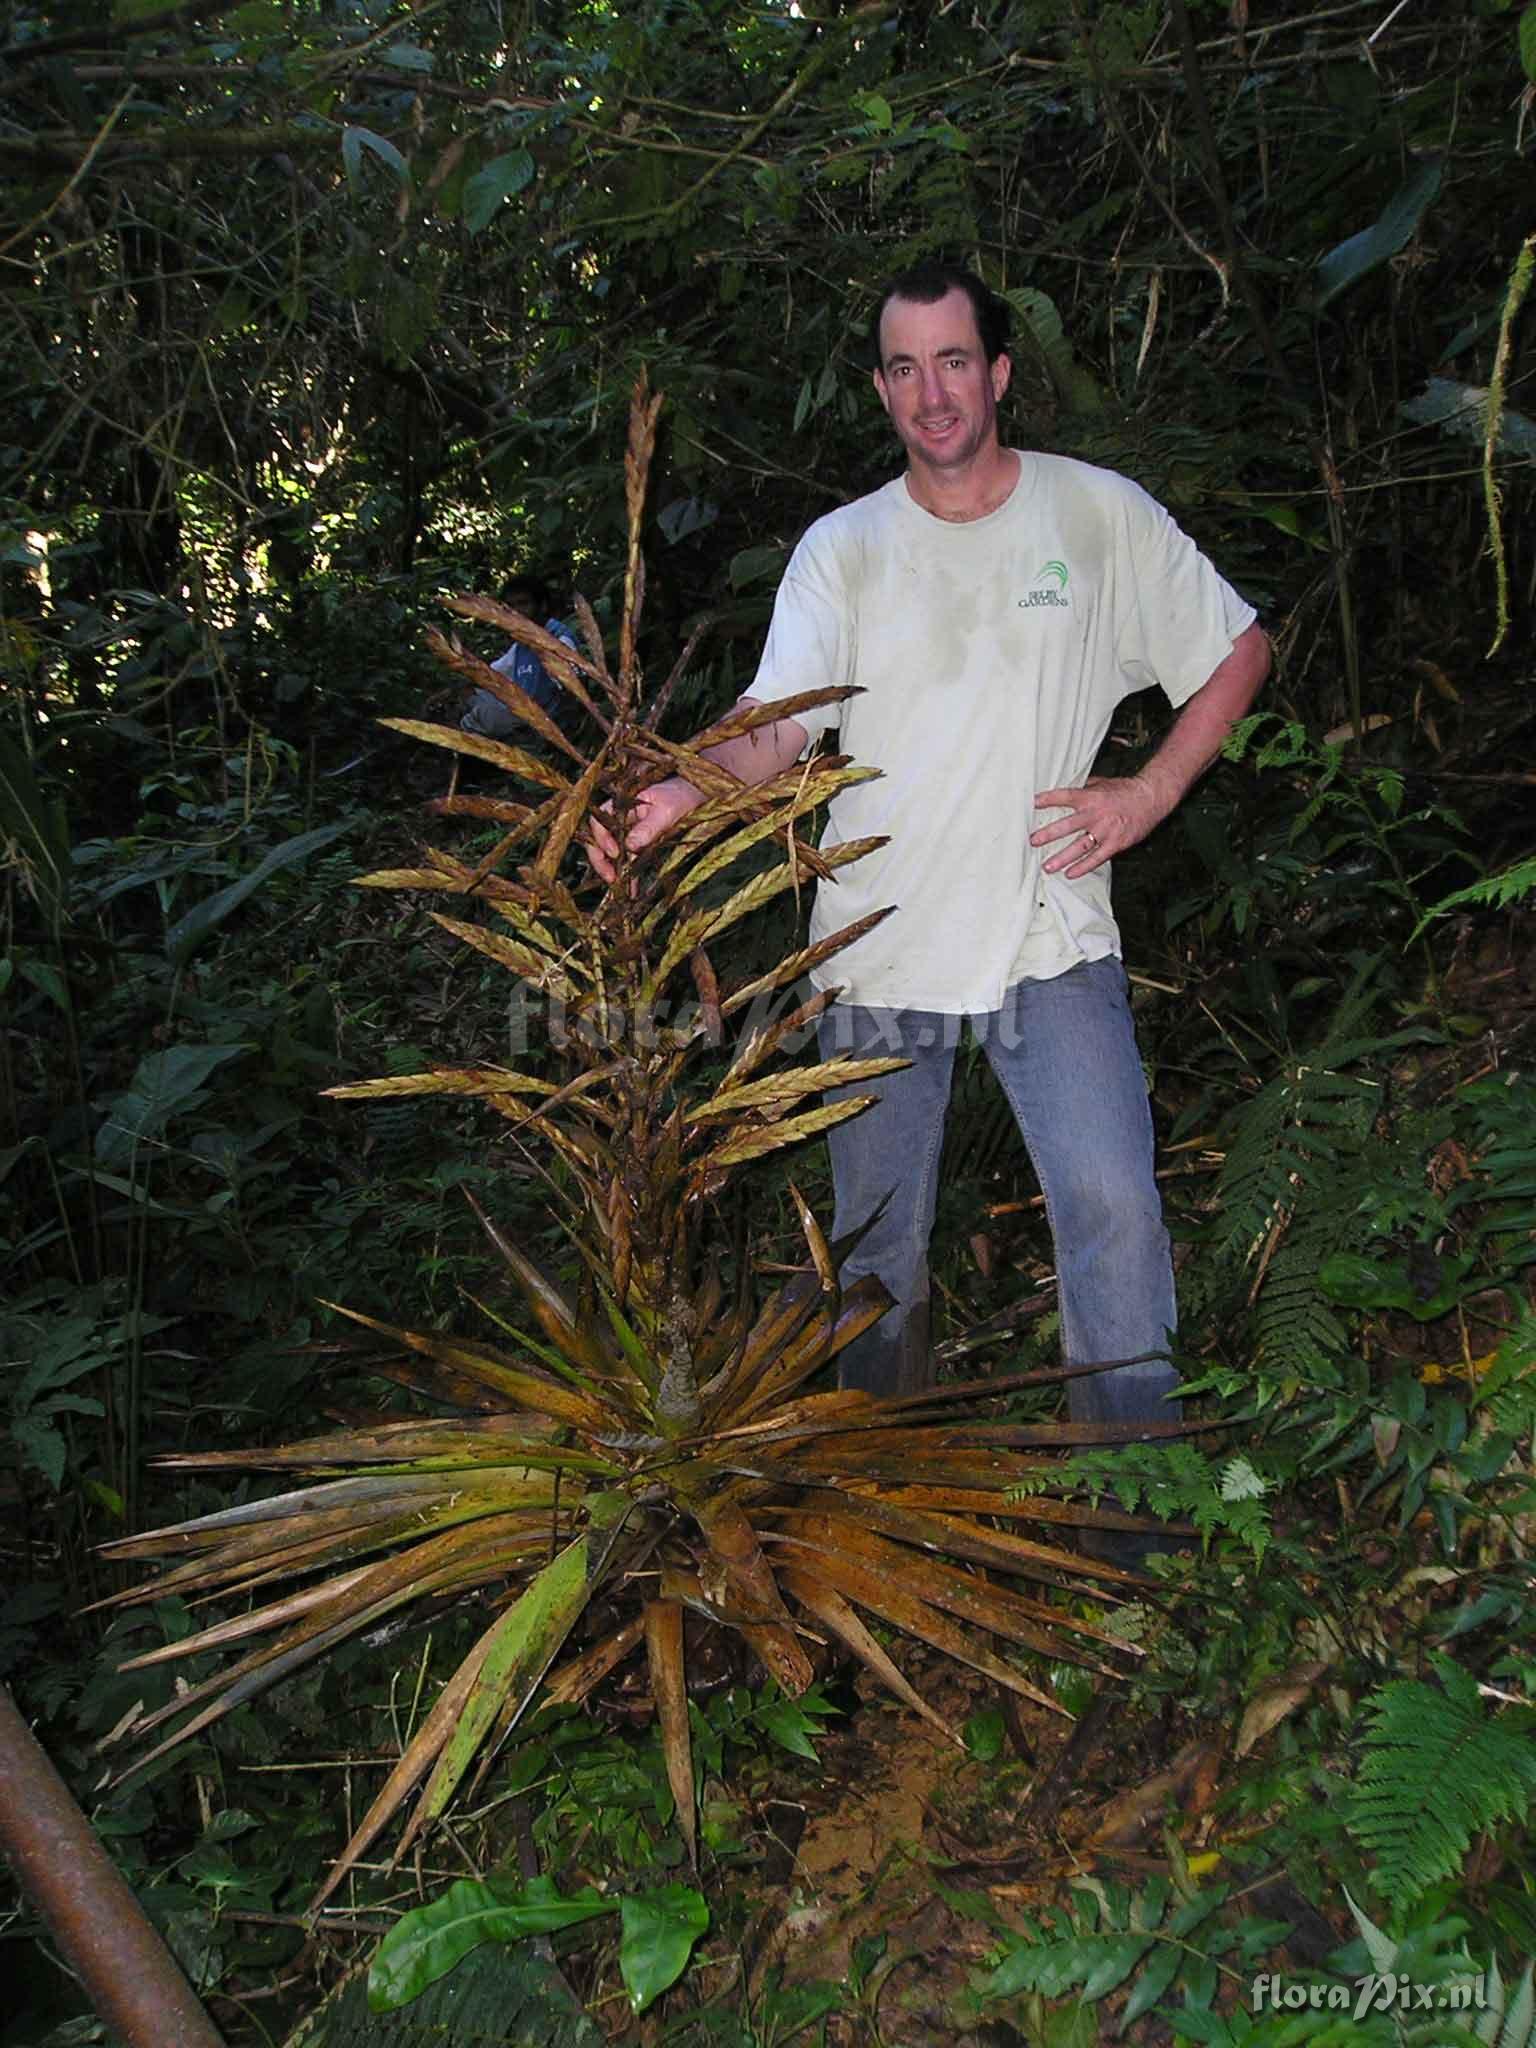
[99,381,1170,1898]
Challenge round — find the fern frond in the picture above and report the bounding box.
[1016,1443,1273,1557]
[1347,1654,1536,1912]
[1476,1312,1536,1435]
[1412,856,1536,939]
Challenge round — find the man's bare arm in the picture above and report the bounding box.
[1030,623,1270,879]
[586,697,810,878]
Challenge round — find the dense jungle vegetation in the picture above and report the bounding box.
[3,1,1536,2042]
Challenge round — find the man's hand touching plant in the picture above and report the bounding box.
[586,701,810,882]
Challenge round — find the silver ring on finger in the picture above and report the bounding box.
[1084,831,1098,851]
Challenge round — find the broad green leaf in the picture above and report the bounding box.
[415,1534,600,1830]
[1343,1888,1399,1976]
[1522,5,1536,85]
[203,1809,259,1842]
[1119,1941,1184,2028]
[342,125,410,190]
[381,41,434,72]
[1400,378,1536,457]
[757,1696,824,1762]
[729,544,787,592]
[963,1706,1006,1761]
[1080,1934,1154,2001]
[19,959,70,1011]
[1317,1248,1474,1321]
[12,1416,67,1490]
[166,819,351,963]
[1043,2000,1098,2048]
[656,495,718,544]
[1002,287,1104,412]
[95,1042,253,1168]
[463,151,535,234]
[851,90,893,131]
[618,1885,709,2015]
[368,1875,608,2011]
[1315,159,1443,309]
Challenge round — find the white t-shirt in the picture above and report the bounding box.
[746,453,1257,1013]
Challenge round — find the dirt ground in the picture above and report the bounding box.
[711,1651,1212,2048]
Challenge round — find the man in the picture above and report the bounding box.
[603,263,1269,1429]
[461,574,579,739]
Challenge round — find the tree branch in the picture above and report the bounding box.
[0,0,241,67]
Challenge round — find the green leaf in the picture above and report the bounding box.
[851,90,893,131]
[1315,159,1444,310]
[1000,286,1104,412]
[963,1706,1006,1761]
[1120,1942,1184,2029]
[1343,1888,1399,1976]
[381,41,434,72]
[1081,1934,1155,2000]
[417,1535,603,1830]
[1317,1247,1475,1321]
[165,819,351,963]
[757,1697,822,1761]
[463,150,536,234]
[1219,1457,1266,1503]
[12,1416,66,1490]
[95,1042,253,1168]
[618,1885,709,2015]
[18,959,70,1012]
[1400,379,1536,458]
[342,125,410,190]
[368,1876,609,2011]
[203,1810,259,1842]
[1522,5,1536,85]
[729,544,787,592]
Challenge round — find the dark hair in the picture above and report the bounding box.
[873,264,1011,367]
[504,572,554,616]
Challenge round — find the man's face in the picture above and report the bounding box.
[873,287,1011,475]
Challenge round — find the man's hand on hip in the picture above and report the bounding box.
[1030,772,1171,879]
[1031,627,1272,880]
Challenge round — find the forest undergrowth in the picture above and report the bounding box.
[4,599,1534,2048]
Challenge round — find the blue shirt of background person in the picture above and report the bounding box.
[460,573,579,737]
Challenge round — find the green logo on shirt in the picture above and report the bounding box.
[1020,560,1070,609]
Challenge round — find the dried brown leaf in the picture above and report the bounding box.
[422,626,588,762]
[687,1054,907,1128]
[690,1094,880,1177]
[376,717,570,793]
[645,1600,696,1867]
[323,1067,554,1103]
[1234,1662,1330,1758]
[718,906,895,1017]
[543,1615,645,1706]
[428,911,582,1001]
[782,1569,959,1746]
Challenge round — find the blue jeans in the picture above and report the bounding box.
[817,956,1179,1423]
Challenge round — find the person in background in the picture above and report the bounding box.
[460,573,580,739]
